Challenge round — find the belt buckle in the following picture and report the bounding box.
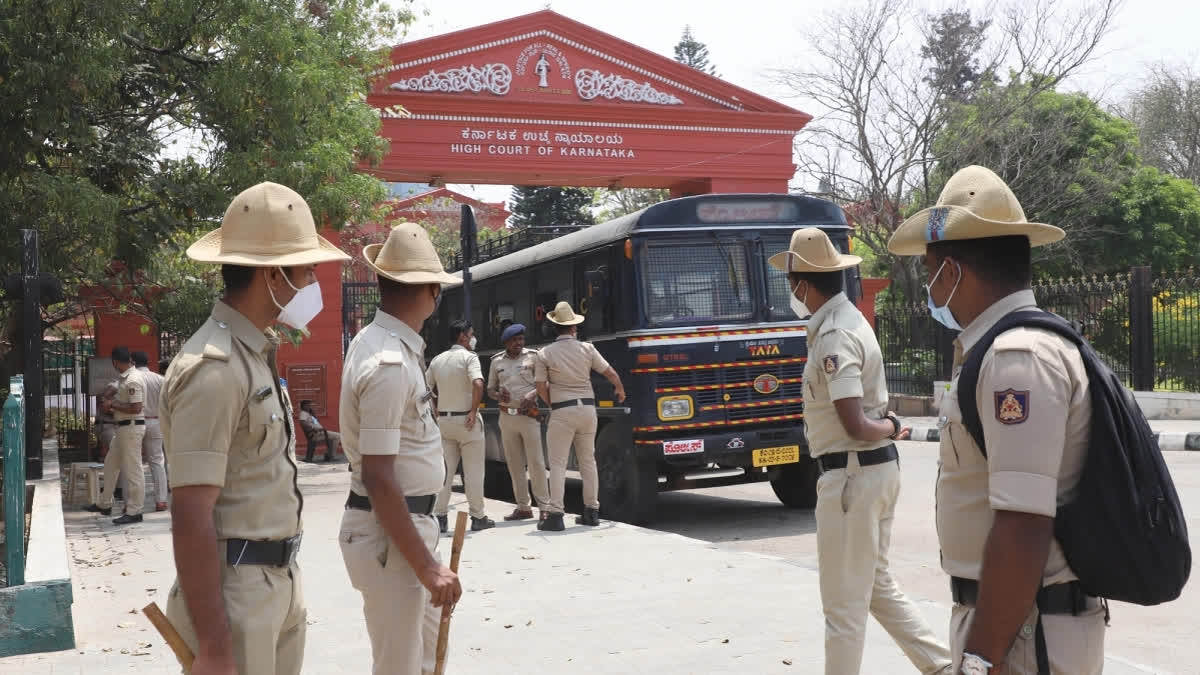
[284,533,302,566]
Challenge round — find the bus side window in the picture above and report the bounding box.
[493,272,534,346]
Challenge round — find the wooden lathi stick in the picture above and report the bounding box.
[433,511,469,675]
[143,601,195,670]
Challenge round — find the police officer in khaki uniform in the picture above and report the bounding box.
[133,350,169,512]
[429,319,495,532]
[889,165,1105,675]
[487,323,551,521]
[534,301,626,531]
[769,229,952,675]
[161,182,349,675]
[85,346,148,525]
[339,222,463,675]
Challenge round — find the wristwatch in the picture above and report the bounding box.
[885,412,902,439]
[960,652,993,674]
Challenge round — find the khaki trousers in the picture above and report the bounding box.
[141,419,168,503]
[97,424,146,516]
[340,508,442,675]
[950,602,1106,674]
[434,415,486,518]
[546,404,598,513]
[166,543,307,675]
[499,412,550,510]
[815,456,951,675]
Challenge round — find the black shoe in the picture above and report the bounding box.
[113,488,123,500]
[575,507,601,527]
[323,455,335,463]
[303,454,316,463]
[437,515,448,533]
[83,504,112,515]
[112,513,143,525]
[471,516,496,532]
[537,513,565,532]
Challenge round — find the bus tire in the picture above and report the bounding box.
[484,459,515,502]
[596,425,657,525]
[770,455,819,509]
[482,420,515,501]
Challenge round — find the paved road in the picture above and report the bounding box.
[645,440,1199,675]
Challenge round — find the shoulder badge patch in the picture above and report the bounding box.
[823,355,839,375]
[994,389,1030,424]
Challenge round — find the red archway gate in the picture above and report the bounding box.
[367,10,811,195]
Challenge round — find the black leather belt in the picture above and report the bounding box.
[951,577,1095,614]
[116,419,146,426]
[816,443,898,472]
[225,534,302,567]
[551,398,595,410]
[438,411,470,417]
[345,491,436,516]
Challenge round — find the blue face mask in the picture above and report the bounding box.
[925,260,963,331]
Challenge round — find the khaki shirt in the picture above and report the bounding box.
[802,292,890,457]
[488,348,540,409]
[534,335,611,403]
[340,310,445,499]
[426,345,484,413]
[936,290,1091,584]
[113,367,146,422]
[137,366,165,418]
[161,301,301,541]
[99,380,119,425]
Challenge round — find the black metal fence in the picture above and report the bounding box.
[446,225,584,272]
[42,334,95,462]
[876,267,1200,395]
[342,282,380,354]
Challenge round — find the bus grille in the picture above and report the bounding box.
[654,359,805,427]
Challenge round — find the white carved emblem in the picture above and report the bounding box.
[574,69,683,105]
[389,64,512,96]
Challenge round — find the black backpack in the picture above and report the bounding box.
[958,310,1190,606]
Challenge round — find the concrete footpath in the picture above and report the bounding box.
[907,416,1200,450]
[1,461,1165,674]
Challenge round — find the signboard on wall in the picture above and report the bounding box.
[87,357,120,396]
[286,364,328,416]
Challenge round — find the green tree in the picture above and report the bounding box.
[509,186,595,229]
[594,188,669,221]
[0,0,415,333]
[931,79,1141,276]
[920,9,995,103]
[673,26,718,76]
[1124,64,1200,185]
[1091,166,1200,272]
[933,80,1200,276]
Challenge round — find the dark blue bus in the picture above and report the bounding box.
[429,193,860,524]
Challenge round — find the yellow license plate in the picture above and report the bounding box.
[752,445,800,467]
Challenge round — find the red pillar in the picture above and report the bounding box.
[857,278,891,331]
[81,287,160,367]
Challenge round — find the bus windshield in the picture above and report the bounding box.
[640,239,754,326]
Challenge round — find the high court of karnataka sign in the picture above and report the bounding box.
[366,9,811,195]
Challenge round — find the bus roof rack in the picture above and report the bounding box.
[447,225,586,272]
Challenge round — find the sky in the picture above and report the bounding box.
[391,0,1200,205]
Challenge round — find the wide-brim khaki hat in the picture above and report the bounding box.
[768,227,862,273]
[546,301,584,326]
[888,165,1065,255]
[363,221,459,285]
[187,182,350,266]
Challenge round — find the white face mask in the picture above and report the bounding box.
[267,269,323,334]
[468,335,477,351]
[789,281,810,318]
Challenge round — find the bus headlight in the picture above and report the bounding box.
[657,395,694,421]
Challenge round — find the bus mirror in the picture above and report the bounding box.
[585,267,609,303]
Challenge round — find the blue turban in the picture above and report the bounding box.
[500,323,526,343]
